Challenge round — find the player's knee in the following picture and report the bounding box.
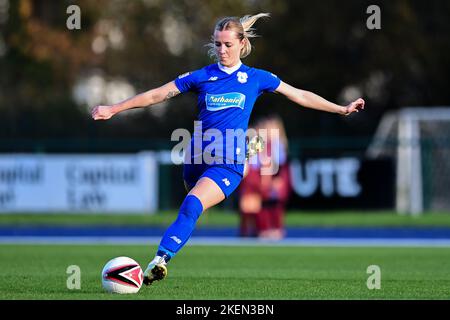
[178,194,204,223]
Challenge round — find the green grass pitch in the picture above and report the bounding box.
[1,244,450,300]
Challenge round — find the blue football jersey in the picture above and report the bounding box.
[174,63,281,167]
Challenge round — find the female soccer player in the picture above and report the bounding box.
[91,13,365,285]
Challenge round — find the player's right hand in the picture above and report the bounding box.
[91,105,115,120]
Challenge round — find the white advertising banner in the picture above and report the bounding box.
[0,152,158,213]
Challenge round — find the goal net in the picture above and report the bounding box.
[366,107,450,215]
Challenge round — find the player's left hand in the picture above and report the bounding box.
[345,98,365,116]
[91,105,115,120]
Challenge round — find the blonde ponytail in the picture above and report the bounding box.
[207,13,270,60]
[239,13,270,58]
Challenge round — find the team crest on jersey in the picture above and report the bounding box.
[237,71,248,83]
[178,72,191,79]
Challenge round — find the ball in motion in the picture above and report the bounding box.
[101,256,144,294]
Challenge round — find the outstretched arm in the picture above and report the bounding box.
[91,81,180,120]
[275,81,364,116]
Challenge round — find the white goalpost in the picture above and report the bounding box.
[367,107,450,215]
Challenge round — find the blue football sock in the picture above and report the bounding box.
[157,195,203,259]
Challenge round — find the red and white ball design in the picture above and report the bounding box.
[101,256,144,294]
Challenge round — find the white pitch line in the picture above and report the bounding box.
[2,236,450,247]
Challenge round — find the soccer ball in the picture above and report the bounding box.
[101,256,144,294]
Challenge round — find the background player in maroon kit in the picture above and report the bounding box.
[239,116,291,239]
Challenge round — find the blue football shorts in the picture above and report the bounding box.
[183,163,244,198]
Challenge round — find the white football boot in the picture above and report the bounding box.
[143,255,168,286]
